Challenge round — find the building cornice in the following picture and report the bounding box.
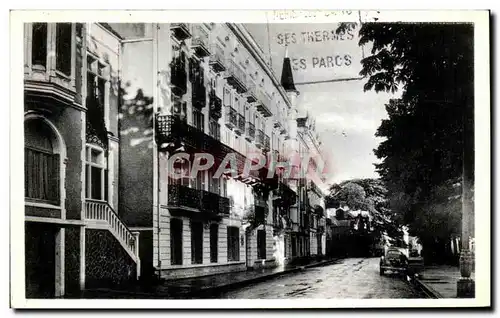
[227,23,293,109]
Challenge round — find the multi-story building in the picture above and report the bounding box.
[23,21,328,297]
[23,22,139,298]
[111,22,306,279]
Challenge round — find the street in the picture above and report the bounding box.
[217,257,425,299]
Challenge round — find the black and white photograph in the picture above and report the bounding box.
[9,9,490,309]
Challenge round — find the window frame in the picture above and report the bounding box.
[86,52,111,129]
[85,144,108,201]
[24,116,67,215]
[170,218,183,265]
[191,221,203,265]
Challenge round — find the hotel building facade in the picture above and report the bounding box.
[23,22,328,297]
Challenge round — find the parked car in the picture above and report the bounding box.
[407,249,424,276]
[380,247,408,276]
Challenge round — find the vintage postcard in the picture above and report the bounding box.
[9,9,490,309]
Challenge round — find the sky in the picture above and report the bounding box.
[243,23,396,184]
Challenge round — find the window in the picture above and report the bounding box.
[24,120,60,203]
[207,169,220,194]
[193,170,205,190]
[87,55,109,123]
[223,87,231,106]
[31,23,47,68]
[172,158,190,187]
[227,226,240,262]
[209,118,220,140]
[191,221,203,264]
[172,97,187,122]
[192,108,204,132]
[210,224,218,263]
[170,218,183,265]
[56,23,72,76]
[85,146,108,201]
[257,229,266,259]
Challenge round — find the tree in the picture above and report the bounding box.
[326,178,402,241]
[353,22,474,263]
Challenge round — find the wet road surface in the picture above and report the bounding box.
[217,257,425,299]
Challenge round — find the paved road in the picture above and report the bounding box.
[217,257,425,299]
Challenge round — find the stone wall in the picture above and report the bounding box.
[85,229,137,289]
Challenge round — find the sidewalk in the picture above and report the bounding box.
[79,258,342,299]
[413,265,475,298]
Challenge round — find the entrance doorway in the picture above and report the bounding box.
[25,222,58,298]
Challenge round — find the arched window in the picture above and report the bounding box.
[24,119,61,204]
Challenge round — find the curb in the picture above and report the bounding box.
[412,278,443,299]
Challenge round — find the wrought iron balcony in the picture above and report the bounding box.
[245,122,255,142]
[235,113,245,135]
[168,184,230,216]
[155,114,278,189]
[171,23,191,41]
[255,90,273,117]
[191,25,211,58]
[209,89,222,119]
[170,52,188,96]
[225,59,247,94]
[255,129,265,148]
[192,75,206,109]
[224,106,237,129]
[209,43,226,73]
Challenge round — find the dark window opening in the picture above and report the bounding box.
[209,119,220,140]
[56,23,72,76]
[210,224,218,263]
[31,23,47,68]
[257,229,266,260]
[192,109,204,132]
[170,218,183,265]
[191,221,203,264]
[227,226,240,262]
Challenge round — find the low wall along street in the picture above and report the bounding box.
[244,22,365,84]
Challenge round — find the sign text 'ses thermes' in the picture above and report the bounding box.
[275,28,356,71]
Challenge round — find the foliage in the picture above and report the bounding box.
[351,22,474,250]
[326,178,401,240]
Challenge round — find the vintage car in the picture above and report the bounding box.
[407,250,425,276]
[379,247,408,276]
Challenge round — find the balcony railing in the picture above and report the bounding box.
[255,129,265,148]
[171,23,191,41]
[255,90,273,117]
[245,122,255,142]
[225,106,237,129]
[191,25,211,58]
[209,43,226,73]
[226,59,248,94]
[209,89,222,119]
[168,184,230,216]
[235,114,245,135]
[155,114,279,189]
[170,52,188,96]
